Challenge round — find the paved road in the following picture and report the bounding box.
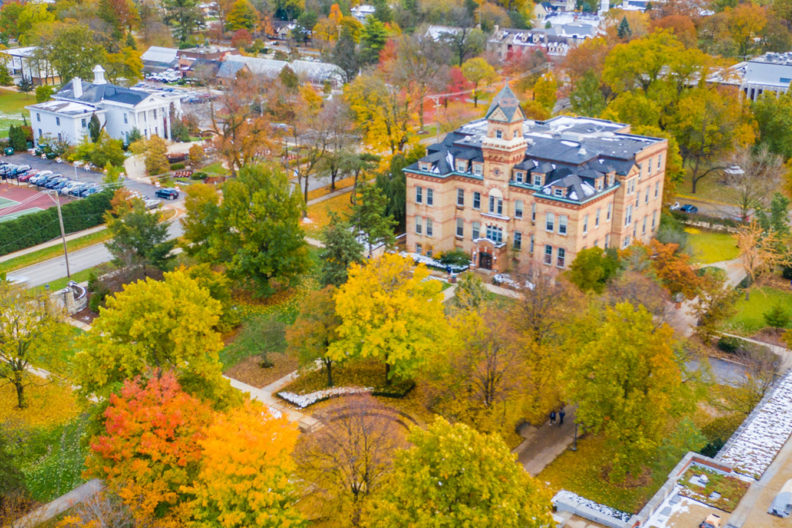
[673,195,742,221]
[7,220,183,287]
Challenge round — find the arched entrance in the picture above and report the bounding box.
[479,252,493,270]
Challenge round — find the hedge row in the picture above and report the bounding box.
[0,189,114,255]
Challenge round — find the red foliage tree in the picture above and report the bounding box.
[231,28,252,49]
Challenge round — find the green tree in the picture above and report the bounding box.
[757,192,791,236]
[461,57,497,107]
[226,0,257,31]
[88,114,102,143]
[34,85,54,102]
[182,164,310,296]
[753,92,792,160]
[74,269,233,403]
[365,418,553,528]
[328,254,448,384]
[286,285,340,387]
[180,183,221,263]
[0,66,12,86]
[454,272,487,310]
[34,22,105,84]
[617,16,632,39]
[360,15,387,64]
[332,27,359,81]
[349,183,396,257]
[105,194,175,270]
[567,247,620,293]
[319,212,364,287]
[7,125,26,152]
[570,70,606,117]
[162,0,204,43]
[565,303,691,480]
[764,304,789,329]
[0,282,65,408]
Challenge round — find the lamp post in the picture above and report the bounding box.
[570,422,578,452]
[48,190,70,279]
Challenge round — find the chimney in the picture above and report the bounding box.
[73,77,83,98]
[92,65,107,85]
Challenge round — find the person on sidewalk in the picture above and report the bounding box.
[558,408,565,425]
[549,410,556,425]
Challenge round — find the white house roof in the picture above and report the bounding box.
[1,46,38,58]
[141,46,179,66]
[218,56,346,84]
[744,59,792,88]
[27,100,98,116]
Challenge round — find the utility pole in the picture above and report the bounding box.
[50,190,71,279]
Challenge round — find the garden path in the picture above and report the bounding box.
[513,406,577,475]
[10,479,104,528]
[223,374,320,432]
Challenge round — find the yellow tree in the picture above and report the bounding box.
[286,285,340,387]
[73,268,232,404]
[565,303,691,481]
[726,3,767,59]
[328,253,447,384]
[0,281,65,408]
[736,221,791,292]
[187,400,304,528]
[344,73,412,154]
[461,57,497,107]
[533,72,558,114]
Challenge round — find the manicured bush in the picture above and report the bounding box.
[0,190,114,255]
[717,336,740,354]
[170,162,186,170]
[764,304,790,329]
[190,171,208,180]
[438,249,472,267]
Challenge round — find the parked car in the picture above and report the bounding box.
[79,185,100,197]
[32,173,56,186]
[43,176,67,189]
[13,164,31,175]
[155,188,179,200]
[51,179,72,191]
[18,170,38,183]
[60,181,83,195]
[679,204,699,214]
[144,198,162,209]
[67,182,89,196]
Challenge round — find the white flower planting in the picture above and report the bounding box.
[277,386,373,408]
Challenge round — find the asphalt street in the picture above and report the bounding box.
[7,220,184,287]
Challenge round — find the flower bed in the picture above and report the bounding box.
[277,386,373,408]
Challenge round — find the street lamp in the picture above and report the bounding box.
[570,423,579,452]
[47,190,70,279]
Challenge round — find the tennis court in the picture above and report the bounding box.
[0,183,69,223]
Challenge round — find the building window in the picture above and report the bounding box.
[81,119,86,127]
[533,174,542,186]
[55,117,60,126]
[557,247,566,268]
[642,215,647,234]
[515,171,523,183]
[554,188,564,197]
[36,113,40,122]
[652,211,657,229]
[153,109,157,119]
[427,188,434,206]
[623,235,631,248]
[531,202,536,222]
[485,225,503,244]
[472,221,480,240]
[38,129,42,138]
[559,215,568,235]
[514,231,522,250]
[515,200,523,219]
[473,192,481,210]
[124,113,128,124]
[645,188,649,204]
[546,212,554,232]
[544,245,552,265]
[647,157,653,174]
[415,216,422,235]
[595,208,600,227]
[596,178,602,191]
[456,218,464,237]
[489,195,503,215]
[456,161,467,172]
[654,182,659,199]
[657,154,663,170]
[456,188,464,207]
[473,164,482,175]
[583,214,588,234]
[607,202,612,220]
[529,235,535,254]
[416,243,422,254]
[625,205,633,226]
[635,194,639,208]
[496,129,503,139]
[426,218,433,237]
[416,186,423,204]
[604,234,610,248]
[627,178,635,194]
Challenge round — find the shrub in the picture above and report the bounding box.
[190,171,208,180]
[764,304,790,329]
[438,249,471,267]
[170,162,186,170]
[717,336,740,354]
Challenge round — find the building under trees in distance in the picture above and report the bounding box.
[404,85,667,274]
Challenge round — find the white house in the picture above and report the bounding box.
[710,52,792,101]
[26,65,183,146]
[1,46,58,86]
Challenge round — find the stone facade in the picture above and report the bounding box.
[404,85,667,275]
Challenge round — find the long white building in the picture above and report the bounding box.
[26,65,183,146]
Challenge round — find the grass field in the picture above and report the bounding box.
[724,286,792,334]
[684,227,739,264]
[302,191,353,235]
[0,229,111,274]
[0,89,36,139]
[679,172,739,205]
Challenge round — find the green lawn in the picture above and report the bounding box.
[0,229,110,274]
[724,286,792,335]
[684,228,739,264]
[0,89,36,138]
[200,161,228,176]
[678,171,739,205]
[32,266,103,293]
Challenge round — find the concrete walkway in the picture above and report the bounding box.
[306,185,353,206]
[720,331,792,372]
[513,406,577,475]
[11,479,104,528]
[0,225,107,264]
[223,373,319,432]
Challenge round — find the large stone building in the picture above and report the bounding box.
[403,86,667,275]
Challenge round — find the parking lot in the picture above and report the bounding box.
[2,153,180,203]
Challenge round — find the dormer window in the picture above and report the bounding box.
[456,161,467,172]
[533,174,543,186]
[595,178,603,191]
[514,171,524,183]
[419,162,430,171]
[473,164,482,176]
[554,188,564,197]
[607,174,615,186]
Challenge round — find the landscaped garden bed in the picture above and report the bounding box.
[678,466,750,512]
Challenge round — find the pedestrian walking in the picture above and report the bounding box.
[558,408,565,425]
[549,410,556,425]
